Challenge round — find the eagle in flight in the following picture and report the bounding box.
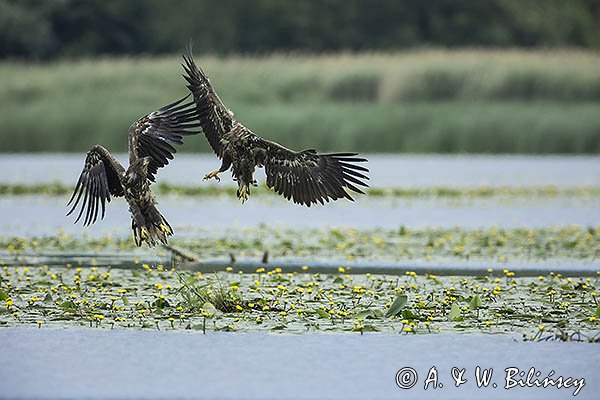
[182,47,370,206]
[67,96,199,247]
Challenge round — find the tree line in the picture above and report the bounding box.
[2,0,599,59]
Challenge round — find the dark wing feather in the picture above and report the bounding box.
[181,44,234,158]
[67,145,125,226]
[259,139,369,206]
[128,95,200,182]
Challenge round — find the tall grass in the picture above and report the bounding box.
[1,49,599,153]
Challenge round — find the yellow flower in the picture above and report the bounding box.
[338,267,345,273]
[235,305,243,311]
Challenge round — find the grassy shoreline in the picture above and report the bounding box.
[1,49,599,153]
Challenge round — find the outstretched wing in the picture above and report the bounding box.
[259,139,369,206]
[181,44,234,158]
[128,95,200,182]
[67,145,125,226]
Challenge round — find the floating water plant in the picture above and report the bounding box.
[1,263,598,340]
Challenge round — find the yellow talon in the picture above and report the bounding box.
[160,224,172,234]
[140,228,148,239]
[203,170,221,182]
[239,185,248,203]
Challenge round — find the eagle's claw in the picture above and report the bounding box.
[238,185,249,203]
[203,170,221,182]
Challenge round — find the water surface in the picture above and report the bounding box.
[0,329,596,400]
[1,153,599,187]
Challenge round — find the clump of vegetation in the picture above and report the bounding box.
[177,272,241,313]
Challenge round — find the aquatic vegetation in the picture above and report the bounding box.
[1,182,600,199]
[0,263,598,339]
[1,226,598,265]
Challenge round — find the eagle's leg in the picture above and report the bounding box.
[237,184,250,203]
[236,167,255,204]
[203,169,221,182]
[129,204,148,247]
[203,154,232,182]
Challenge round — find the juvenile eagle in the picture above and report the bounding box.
[182,48,369,206]
[67,96,199,247]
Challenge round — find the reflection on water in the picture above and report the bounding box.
[1,153,599,187]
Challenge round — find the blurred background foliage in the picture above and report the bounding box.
[1,0,599,153]
[2,0,600,58]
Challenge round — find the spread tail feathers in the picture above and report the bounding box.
[131,206,173,247]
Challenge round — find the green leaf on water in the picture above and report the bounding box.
[271,324,287,331]
[469,294,483,310]
[122,296,130,306]
[385,294,408,317]
[152,298,170,309]
[315,309,331,319]
[355,308,383,319]
[333,277,344,284]
[595,305,600,318]
[59,301,77,311]
[203,302,218,315]
[0,291,8,301]
[449,303,462,321]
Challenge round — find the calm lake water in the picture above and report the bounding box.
[0,329,597,400]
[0,154,599,236]
[1,153,599,187]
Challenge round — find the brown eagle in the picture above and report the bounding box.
[182,48,369,206]
[67,96,199,247]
